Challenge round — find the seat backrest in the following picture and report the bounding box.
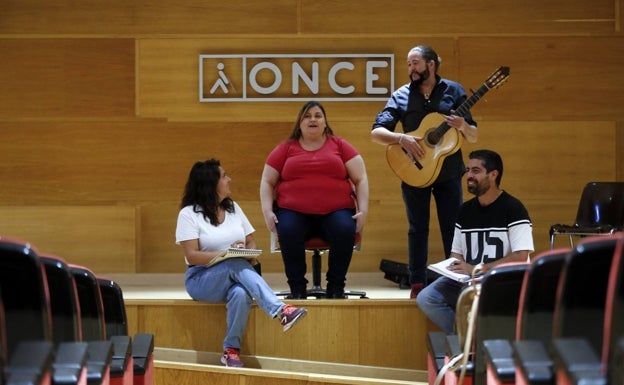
[0,238,52,357]
[474,262,528,385]
[516,248,569,341]
[39,254,82,345]
[97,277,128,337]
[604,233,624,383]
[69,264,106,341]
[574,182,624,227]
[553,235,619,354]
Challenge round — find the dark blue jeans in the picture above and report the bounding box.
[401,176,462,285]
[276,208,356,296]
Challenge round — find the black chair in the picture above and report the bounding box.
[0,238,51,357]
[39,255,122,385]
[1,286,55,385]
[272,233,367,299]
[472,263,528,385]
[97,277,154,385]
[509,234,620,385]
[438,263,528,385]
[69,265,106,342]
[39,254,83,345]
[550,232,624,385]
[0,238,79,385]
[482,248,569,385]
[69,264,117,385]
[97,278,128,338]
[549,181,624,249]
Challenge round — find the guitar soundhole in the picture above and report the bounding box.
[426,131,441,146]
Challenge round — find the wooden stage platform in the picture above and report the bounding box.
[109,272,432,385]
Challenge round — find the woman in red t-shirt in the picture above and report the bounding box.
[260,101,369,299]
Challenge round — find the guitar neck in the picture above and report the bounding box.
[455,84,490,116]
[428,83,490,144]
[453,83,491,118]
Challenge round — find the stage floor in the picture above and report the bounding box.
[106,272,412,301]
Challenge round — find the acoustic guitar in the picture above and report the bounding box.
[386,66,510,187]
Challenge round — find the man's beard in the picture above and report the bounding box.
[467,178,490,196]
[410,67,430,86]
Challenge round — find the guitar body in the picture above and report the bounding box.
[386,113,463,188]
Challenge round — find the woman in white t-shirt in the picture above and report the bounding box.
[175,159,307,368]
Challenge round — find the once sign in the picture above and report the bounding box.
[199,54,394,102]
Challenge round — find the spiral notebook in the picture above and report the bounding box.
[206,248,262,268]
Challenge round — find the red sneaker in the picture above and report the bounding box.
[410,283,424,299]
[221,347,243,367]
[279,304,307,332]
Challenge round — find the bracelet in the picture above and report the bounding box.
[398,134,405,144]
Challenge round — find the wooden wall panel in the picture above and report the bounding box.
[458,36,624,121]
[0,0,299,35]
[0,205,137,273]
[300,0,618,35]
[0,0,618,36]
[0,120,285,205]
[0,39,135,118]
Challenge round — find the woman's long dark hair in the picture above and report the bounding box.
[180,159,234,225]
[288,100,334,140]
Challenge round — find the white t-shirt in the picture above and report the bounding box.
[175,202,255,264]
[451,191,534,265]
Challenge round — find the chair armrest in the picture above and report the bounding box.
[512,340,553,385]
[551,338,605,385]
[5,341,55,385]
[52,342,89,385]
[427,331,448,373]
[446,334,474,374]
[86,340,114,385]
[132,333,155,375]
[109,335,132,378]
[483,339,515,383]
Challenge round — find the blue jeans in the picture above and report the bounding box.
[276,208,356,296]
[401,177,462,285]
[416,276,464,334]
[185,258,284,350]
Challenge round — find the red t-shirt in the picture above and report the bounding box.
[266,135,359,214]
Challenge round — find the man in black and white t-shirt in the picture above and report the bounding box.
[416,149,534,333]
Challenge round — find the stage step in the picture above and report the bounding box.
[154,347,427,385]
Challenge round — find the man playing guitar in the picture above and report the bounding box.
[370,45,478,298]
